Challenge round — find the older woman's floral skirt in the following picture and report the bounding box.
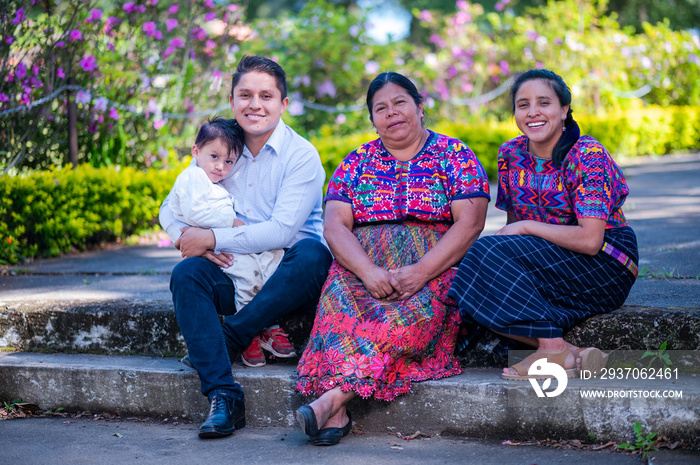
[295,221,462,401]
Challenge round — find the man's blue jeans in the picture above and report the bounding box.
[170,238,332,400]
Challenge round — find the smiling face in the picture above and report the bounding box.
[230,70,288,145]
[514,79,569,158]
[370,82,424,151]
[192,138,237,183]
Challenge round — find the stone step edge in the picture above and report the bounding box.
[2,302,699,365]
[1,352,698,445]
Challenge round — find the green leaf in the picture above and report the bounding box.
[633,422,642,434]
[659,341,667,351]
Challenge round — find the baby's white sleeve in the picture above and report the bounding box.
[172,168,236,229]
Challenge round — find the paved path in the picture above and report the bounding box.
[3,417,694,465]
[2,153,698,306]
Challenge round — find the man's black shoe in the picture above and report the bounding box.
[198,393,246,439]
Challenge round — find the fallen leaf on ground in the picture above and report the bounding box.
[591,441,616,451]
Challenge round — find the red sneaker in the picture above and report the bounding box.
[260,328,297,358]
[241,334,266,367]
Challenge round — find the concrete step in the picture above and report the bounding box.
[2,298,699,366]
[1,352,698,445]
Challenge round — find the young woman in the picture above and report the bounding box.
[449,69,638,380]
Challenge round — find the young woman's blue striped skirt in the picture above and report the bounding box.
[448,226,638,340]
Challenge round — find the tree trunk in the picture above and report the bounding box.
[67,77,78,168]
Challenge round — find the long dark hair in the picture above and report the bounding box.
[510,69,580,167]
[366,72,423,123]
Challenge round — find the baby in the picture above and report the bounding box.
[170,116,292,367]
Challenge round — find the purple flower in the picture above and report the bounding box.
[169,37,184,48]
[123,2,136,13]
[55,41,65,48]
[107,16,121,25]
[86,9,102,23]
[147,99,159,115]
[166,18,178,31]
[456,11,471,23]
[150,0,159,6]
[365,61,379,74]
[495,2,504,11]
[192,27,208,40]
[499,60,510,76]
[163,46,175,57]
[15,63,27,79]
[169,5,178,14]
[287,100,305,116]
[57,67,65,79]
[205,39,216,49]
[109,107,119,120]
[419,10,433,22]
[316,79,337,98]
[204,0,215,8]
[80,55,97,72]
[204,12,216,21]
[12,8,26,25]
[335,113,346,124]
[107,43,115,51]
[5,36,14,45]
[69,30,83,42]
[76,90,92,104]
[94,97,108,111]
[525,30,538,42]
[32,65,39,76]
[456,0,468,8]
[0,93,9,102]
[143,21,157,37]
[153,119,166,130]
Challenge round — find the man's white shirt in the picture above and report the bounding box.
[160,118,325,254]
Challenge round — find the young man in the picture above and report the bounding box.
[159,56,332,439]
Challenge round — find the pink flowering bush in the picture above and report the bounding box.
[410,0,700,120]
[1,0,246,172]
[241,0,408,136]
[1,0,698,175]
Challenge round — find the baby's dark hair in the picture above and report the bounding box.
[194,116,244,159]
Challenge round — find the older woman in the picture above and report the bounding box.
[449,69,638,380]
[294,72,490,445]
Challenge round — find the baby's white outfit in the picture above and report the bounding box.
[170,164,284,310]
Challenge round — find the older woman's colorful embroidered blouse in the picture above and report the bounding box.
[326,130,490,224]
[496,135,629,228]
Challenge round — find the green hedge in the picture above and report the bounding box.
[2,105,697,265]
[0,163,183,264]
[313,105,700,182]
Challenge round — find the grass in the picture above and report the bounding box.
[617,421,658,460]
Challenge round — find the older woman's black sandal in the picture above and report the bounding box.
[310,411,352,446]
[296,404,319,437]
